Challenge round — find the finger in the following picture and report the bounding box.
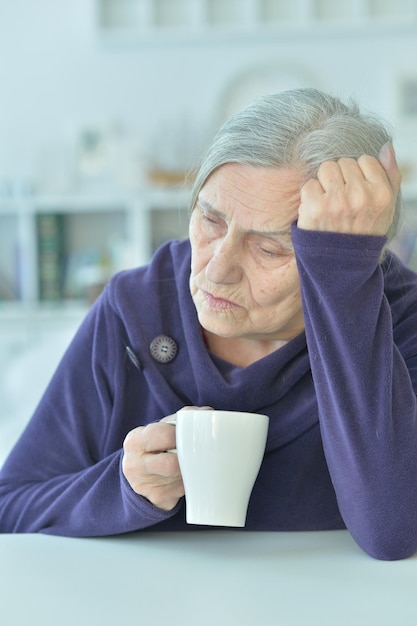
[336,158,379,206]
[143,449,182,479]
[316,160,345,190]
[352,154,389,186]
[378,142,402,193]
[160,413,177,423]
[354,148,400,193]
[356,152,400,212]
[125,423,176,454]
[300,178,325,211]
[337,157,364,184]
[177,405,214,411]
[143,422,177,453]
[163,406,214,425]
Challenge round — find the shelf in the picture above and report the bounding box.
[1,176,416,310]
[96,0,417,44]
[0,186,191,306]
[0,300,88,323]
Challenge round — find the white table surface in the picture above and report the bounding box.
[0,530,416,626]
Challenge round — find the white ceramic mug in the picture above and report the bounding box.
[174,409,269,527]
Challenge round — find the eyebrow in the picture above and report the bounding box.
[197,198,292,239]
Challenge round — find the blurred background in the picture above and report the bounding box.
[1,0,417,462]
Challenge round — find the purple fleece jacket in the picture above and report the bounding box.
[1,226,417,560]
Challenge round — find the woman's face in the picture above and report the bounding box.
[189,163,305,343]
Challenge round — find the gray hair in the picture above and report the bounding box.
[190,88,401,243]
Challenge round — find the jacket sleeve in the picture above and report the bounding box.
[0,286,181,536]
[292,224,417,560]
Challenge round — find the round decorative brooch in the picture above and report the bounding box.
[149,335,178,364]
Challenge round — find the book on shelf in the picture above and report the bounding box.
[0,272,16,301]
[408,236,417,272]
[391,227,417,272]
[36,213,66,302]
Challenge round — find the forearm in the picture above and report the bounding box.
[0,451,180,535]
[0,289,181,536]
[294,226,417,559]
[307,302,417,559]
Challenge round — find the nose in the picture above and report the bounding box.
[205,237,243,285]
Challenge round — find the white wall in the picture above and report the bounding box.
[0,0,416,187]
[1,1,416,460]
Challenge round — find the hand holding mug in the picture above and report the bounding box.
[122,417,183,511]
[121,406,211,511]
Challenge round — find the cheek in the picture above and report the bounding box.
[189,223,212,278]
[190,236,211,280]
[253,263,300,306]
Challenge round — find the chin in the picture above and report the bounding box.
[198,316,237,339]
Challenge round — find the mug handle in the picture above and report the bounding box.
[164,418,177,453]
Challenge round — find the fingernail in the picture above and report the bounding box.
[379,142,395,168]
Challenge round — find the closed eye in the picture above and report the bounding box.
[253,236,294,259]
[198,206,227,235]
[202,213,220,225]
[259,246,278,257]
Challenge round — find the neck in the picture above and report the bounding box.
[203,330,287,367]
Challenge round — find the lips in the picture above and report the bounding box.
[202,290,242,309]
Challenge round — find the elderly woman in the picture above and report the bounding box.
[1,88,417,560]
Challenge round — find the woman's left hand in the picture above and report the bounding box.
[297,143,401,236]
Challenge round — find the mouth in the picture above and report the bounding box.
[202,290,242,310]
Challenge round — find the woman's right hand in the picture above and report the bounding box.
[122,415,183,511]
[121,406,212,511]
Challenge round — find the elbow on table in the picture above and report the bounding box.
[354,530,417,561]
